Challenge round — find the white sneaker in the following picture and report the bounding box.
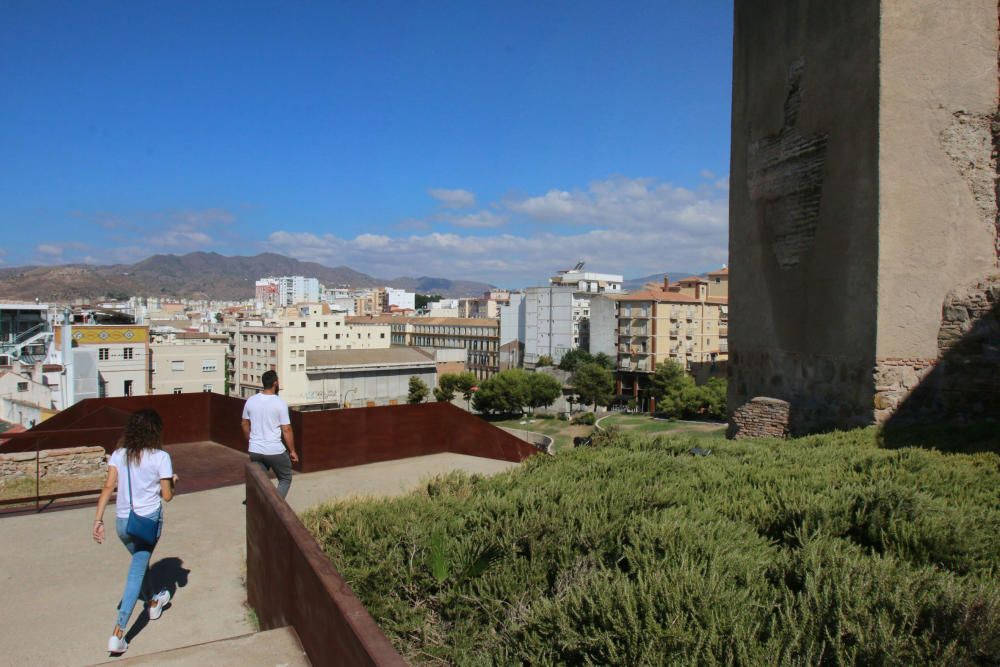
[107,634,128,654]
[148,589,171,620]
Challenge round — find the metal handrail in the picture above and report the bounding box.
[1,427,122,513]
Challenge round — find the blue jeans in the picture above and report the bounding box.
[114,507,164,630]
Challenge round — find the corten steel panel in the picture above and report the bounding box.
[0,426,127,454]
[208,393,251,453]
[293,402,539,473]
[245,463,408,666]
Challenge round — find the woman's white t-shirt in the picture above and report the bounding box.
[108,448,173,519]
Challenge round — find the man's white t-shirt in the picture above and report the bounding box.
[242,393,291,456]
[109,448,173,519]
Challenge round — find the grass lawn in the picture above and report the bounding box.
[487,416,593,452]
[305,427,1000,665]
[0,474,105,504]
[599,412,727,438]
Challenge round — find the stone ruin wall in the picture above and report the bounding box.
[0,446,107,485]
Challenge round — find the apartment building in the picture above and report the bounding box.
[354,288,388,317]
[347,315,500,380]
[459,289,511,319]
[53,325,151,398]
[236,303,391,405]
[149,331,228,395]
[256,276,321,308]
[523,265,624,369]
[607,268,729,397]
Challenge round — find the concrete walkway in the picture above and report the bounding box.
[0,453,518,666]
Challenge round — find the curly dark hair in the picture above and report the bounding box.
[121,409,164,466]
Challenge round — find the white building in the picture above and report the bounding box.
[150,331,228,395]
[303,347,437,408]
[385,288,416,312]
[0,369,57,427]
[54,325,150,398]
[522,264,623,368]
[498,293,526,370]
[235,303,391,406]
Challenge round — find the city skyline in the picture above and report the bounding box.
[0,2,733,285]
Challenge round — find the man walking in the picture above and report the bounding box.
[241,370,298,497]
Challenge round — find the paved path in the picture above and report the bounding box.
[0,453,518,666]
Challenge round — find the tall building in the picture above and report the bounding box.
[354,288,388,316]
[385,288,415,312]
[257,276,321,307]
[523,265,623,368]
[236,303,391,405]
[600,268,729,398]
[498,293,526,370]
[459,290,511,319]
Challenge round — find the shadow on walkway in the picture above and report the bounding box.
[124,557,191,644]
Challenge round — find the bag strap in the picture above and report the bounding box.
[126,453,134,511]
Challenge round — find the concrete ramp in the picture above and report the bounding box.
[99,627,308,666]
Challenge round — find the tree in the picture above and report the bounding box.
[415,294,444,311]
[536,355,554,368]
[593,352,615,370]
[525,372,562,413]
[214,312,224,323]
[648,361,693,401]
[558,348,593,372]
[434,371,478,403]
[407,376,429,404]
[572,362,614,411]
[472,370,528,415]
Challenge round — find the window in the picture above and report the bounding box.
[300,322,306,328]
[202,384,213,393]
[16,381,28,392]
[124,380,134,396]
[380,333,385,339]
[123,348,133,360]
[336,333,341,339]
[323,321,328,327]
[171,360,185,372]
[323,333,328,340]
[316,322,320,328]
[99,348,109,361]
[173,388,182,395]
[202,359,217,373]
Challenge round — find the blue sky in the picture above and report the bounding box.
[0,1,733,287]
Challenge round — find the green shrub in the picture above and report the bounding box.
[304,427,1000,665]
[572,412,596,425]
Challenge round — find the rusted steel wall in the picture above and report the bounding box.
[208,393,251,452]
[294,401,539,473]
[8,396,540,470]
[245,462,408,666]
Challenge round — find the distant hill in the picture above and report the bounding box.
[0,252,494,301]
[623,271,704,292]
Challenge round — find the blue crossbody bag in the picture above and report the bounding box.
[125,460,160,549]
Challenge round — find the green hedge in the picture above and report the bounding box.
[303,427,1000,665]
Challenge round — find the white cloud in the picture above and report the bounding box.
[36,244,64,257]
[150,224,213,249]
[268,176,728,284]
[428,188,476,209]
[439,210,507,229]
[699,169,716,179]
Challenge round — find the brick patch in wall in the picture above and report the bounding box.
[872,357,937,424]
[727,397,790,439]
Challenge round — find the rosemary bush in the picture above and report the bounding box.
[303,427,1000,666]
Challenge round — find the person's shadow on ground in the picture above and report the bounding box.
[124,557,191,644]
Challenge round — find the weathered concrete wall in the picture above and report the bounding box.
[729,1,881,434]
[876,0,998,361]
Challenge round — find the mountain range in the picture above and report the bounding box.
[0,252,495,301]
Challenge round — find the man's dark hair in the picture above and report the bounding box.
[262,370,278,389]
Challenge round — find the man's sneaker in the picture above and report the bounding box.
[107,634,128,654]
[148,589,171,620]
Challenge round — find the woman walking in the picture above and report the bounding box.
[92,409,179,655]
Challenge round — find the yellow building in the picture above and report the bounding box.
[615,268,728,397]
[54,325,150,398]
